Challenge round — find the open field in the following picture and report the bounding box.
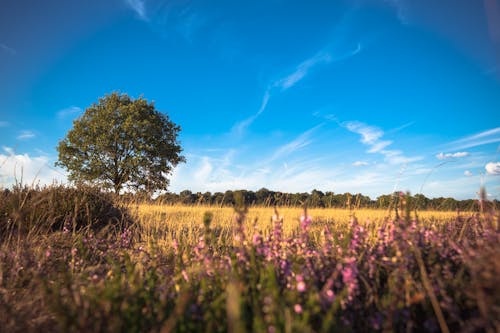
[134,204,463,246]
[1,186,499,332]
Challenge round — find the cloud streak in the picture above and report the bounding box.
[17,130,35,140]
[57,106,82,118]
[446,127,500,150]
[342,120,421,164]
[124,0,148,21]
[269,124,323,162]
[232,43,363,136]
[436,152,470,160]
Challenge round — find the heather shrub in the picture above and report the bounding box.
[0,185,132,241]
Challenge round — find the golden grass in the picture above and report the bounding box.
[130,204,463,247]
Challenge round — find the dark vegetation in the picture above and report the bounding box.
[155,188,496,211]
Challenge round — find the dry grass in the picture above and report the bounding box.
[133,203,461,239]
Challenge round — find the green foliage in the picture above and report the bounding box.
[155,189,492,211]
[56,92,185,193]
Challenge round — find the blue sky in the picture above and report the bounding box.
[1,0,500,199]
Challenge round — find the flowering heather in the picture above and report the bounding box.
[0,187,499,332]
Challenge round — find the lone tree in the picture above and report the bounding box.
[56,92,185,194]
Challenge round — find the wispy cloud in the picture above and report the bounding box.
[343,121,383,145]
[124,0,148,21]
[464,170,473,176]
[231,91,270,136]
[57,106,82,118]
[383,0,412,24]
[269,124,322,162]
[274,52,332,91]
[232,43,362,136]
[485,162,500,175]
[342,120,421,164]
[17,130,35,140]
[436,151,470,160]
[0,43,16,55]
[0,121,9,127]
[446,127,500,150]
[352,161,369,166]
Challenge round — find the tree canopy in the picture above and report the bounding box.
[155,188,490,211]
[56,92,185,193]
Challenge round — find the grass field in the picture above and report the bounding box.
[0,186,499,332]
[134,203,462,247]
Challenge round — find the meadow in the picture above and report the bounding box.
[0,185,499,332]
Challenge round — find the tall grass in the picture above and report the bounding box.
[0,185,498,332]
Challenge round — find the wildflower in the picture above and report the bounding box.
[252,233,261,246]
[300,215,312,230]
[342,259,359,302]
[45,250,51,258]
[294,304,303,314]
[296,274,306,292]
[325,289,335,303]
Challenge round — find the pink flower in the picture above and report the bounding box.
[325,289,335,303]
[252,233,261,246]
[297,281,306,292]
[300,215,312,229]
[294,304,303,314]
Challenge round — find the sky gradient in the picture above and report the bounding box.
[1,0,500,199]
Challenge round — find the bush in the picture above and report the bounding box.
[0,185,133,241]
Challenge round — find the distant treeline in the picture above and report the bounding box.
[148,188,496,211]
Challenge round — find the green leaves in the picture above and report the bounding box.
[56,92,185,194]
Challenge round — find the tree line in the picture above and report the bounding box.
[152,188,494,211]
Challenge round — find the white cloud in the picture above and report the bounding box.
[464,170,473,177]
[0,149,67,187]
[3,146,14,155]
[436,151,470,160]
[446,127,500,150]
[352,161,369,166]
[269,125,321,162]
[232,43,362,136]
[125,0,147,21]
[485,162,500,175]
[58,106,82,118]
[17,130,35,140]
[367,140,392,153]
[274,52,332,91]
[343,121,383,145]
[342,120,421,165]
[0,121,9,127]
[231,91,270,136]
